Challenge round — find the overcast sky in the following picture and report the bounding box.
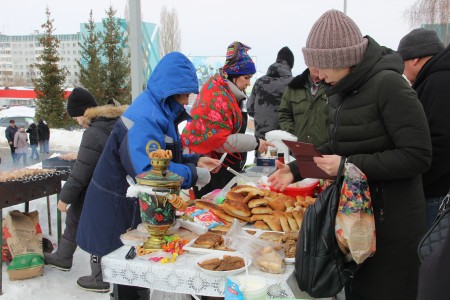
[1,0,418,75]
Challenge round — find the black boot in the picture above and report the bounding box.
[77,255,110,293]
[44,237,77,271]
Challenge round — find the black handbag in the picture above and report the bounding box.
[417,194,450,262]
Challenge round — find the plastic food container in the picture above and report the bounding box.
[270,178,320,197]
[235,274,268,300]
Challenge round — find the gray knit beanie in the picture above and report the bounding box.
[397,28,444,61]
[302,10,368,69]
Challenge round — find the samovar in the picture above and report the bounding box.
[135,157,183,251]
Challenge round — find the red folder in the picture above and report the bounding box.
[282,140,334,179]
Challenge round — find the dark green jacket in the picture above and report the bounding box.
[278,68,329,147]
[291,37,432,299]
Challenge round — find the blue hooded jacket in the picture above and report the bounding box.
[76,52,200,256]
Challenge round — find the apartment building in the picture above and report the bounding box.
[0,19,159,88]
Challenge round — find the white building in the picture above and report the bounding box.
[0,31,80,87]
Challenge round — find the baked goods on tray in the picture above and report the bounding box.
[191,232,233,251]
[197,255,245,271]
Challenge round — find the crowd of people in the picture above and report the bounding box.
[3,7,449,300]
[4,117,50,165]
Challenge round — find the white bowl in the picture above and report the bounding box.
[196,252,252,277]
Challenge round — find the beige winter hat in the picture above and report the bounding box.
[302,10,368,69]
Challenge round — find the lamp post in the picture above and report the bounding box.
[129,0,144,101]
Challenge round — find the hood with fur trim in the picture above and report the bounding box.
[81,105,128,127]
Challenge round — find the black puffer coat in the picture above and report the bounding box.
[26,123,40,145]
[60,104,127,207]
[292,36,432,299]
[412,44,450,197]
[37,120,50,140]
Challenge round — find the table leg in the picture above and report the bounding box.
[56,193,61,244]
[24,201,29,213]
[46,195,52,236]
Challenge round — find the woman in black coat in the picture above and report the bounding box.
[270,10,431,300]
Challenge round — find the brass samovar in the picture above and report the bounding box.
[135,156,182,251]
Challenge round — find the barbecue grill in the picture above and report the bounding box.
[0,170,67,294]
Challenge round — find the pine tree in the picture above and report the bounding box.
[101,6,131,104]
[76,10,104,102]
[33,7,68,128]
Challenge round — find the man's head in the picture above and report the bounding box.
[397,28,445,84]
[9,119,15,127]
[397,28,444,61]
[67,87,98,118]
[276,46,295,69]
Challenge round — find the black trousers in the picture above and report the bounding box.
[9,143,16,162]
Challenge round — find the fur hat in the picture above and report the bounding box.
[397,28,445,61]
[221,41,256,76]
[302,10,368,69]
[67,87,98,117]
[276,46,295,69]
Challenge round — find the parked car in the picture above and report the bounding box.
[0,116,35,128]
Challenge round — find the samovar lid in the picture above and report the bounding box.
[135,157,183,188]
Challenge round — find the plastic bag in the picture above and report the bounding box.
[335,162,376,264]
[150,290,191,300]
[224,219,286,274]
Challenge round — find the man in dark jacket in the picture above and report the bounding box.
[247,46,294,140]
[5,119,18,163]
[38,119,50,153]
[397,28,450,229]
[44,87,127,294]
[26,123,40,160]
[279,67,329,147]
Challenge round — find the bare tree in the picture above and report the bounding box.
[159,6,181,58]
[405,0,450,45]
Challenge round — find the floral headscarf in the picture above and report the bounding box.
[220,41,256,77]
[181,74,242,154]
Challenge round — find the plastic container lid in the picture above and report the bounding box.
[235,274,268,300]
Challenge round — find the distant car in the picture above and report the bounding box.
[0,116,35,128]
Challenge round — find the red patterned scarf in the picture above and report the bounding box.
[181,74,242,154]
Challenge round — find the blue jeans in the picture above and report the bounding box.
[30,144,40,160]
[40,139,49,153]
[15,153,26,165]
[426,195,447,230]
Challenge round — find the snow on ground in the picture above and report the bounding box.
[1,126,109,300]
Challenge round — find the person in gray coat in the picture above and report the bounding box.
[247,46,294,140]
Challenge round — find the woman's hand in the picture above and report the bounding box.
[268,160,294,191]
[57,200,69,212]
[313,154,342,176]
[197,156,221,173]
[258,139,275,154]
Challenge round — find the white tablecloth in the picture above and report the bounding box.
[102,246,315,298]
